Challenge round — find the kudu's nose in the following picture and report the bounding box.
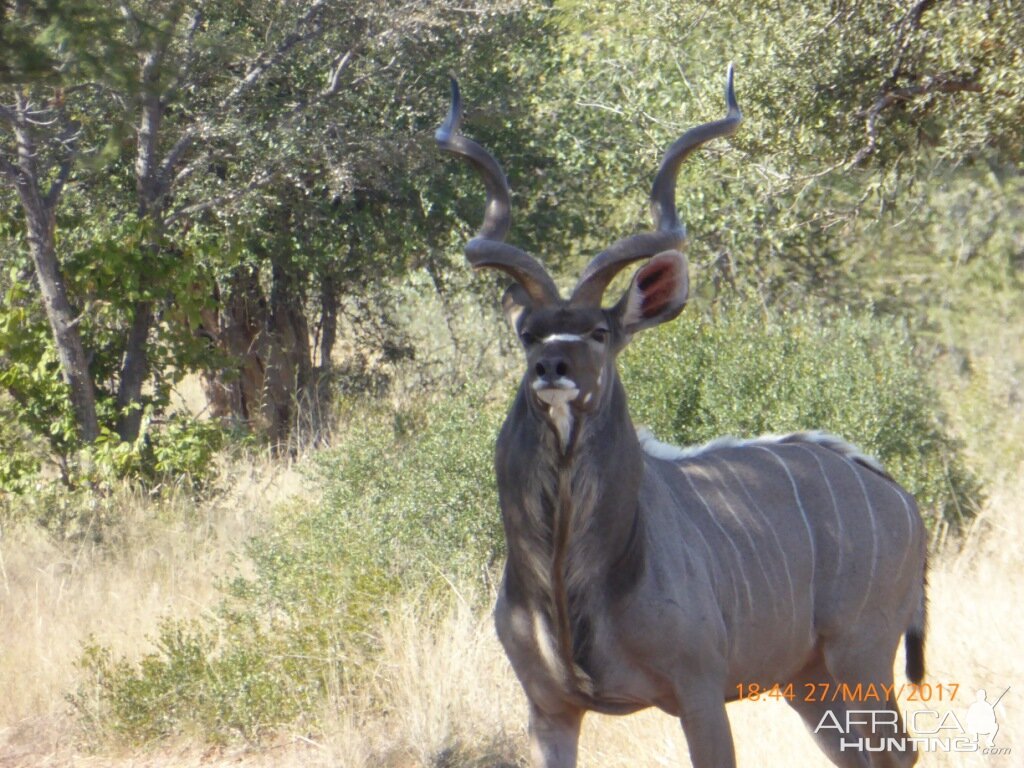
[535,357,569,381]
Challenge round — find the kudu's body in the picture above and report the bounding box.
[437,68,927,768]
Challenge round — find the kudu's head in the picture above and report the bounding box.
[437,68,740,447]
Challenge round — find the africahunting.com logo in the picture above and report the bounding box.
[814,687,1011,756]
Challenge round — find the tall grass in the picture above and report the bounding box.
[5,474,1017,766]
[0,457,307,756]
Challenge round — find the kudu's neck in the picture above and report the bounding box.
[495,365,646,697]
[496,365,646,605]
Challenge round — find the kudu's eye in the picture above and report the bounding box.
[591,328,609,344]
[520,330,537,346]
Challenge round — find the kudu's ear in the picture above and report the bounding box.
[501,283,532,334]
[612,250,689,335]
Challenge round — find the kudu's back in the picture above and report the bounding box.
[637,430,926,691]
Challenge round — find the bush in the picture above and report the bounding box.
[620,299,982,527]
[74,623,298,746]
[0,403,43,494]
[82,414,229,490]
[72,389,507,745]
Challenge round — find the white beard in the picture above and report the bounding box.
[533,379,579,453]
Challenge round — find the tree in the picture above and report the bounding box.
[533,0,1022,302]
[1,0,549,473]
[8,0,1012,482]
[0,1,132,443]
[2,0,338,452]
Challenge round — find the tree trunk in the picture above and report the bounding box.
[265,258,313,448]
[4,110,99,444]
[200,265,270,431]
[26,216,101,444]
[115,299,154,442]
[114,51,166,444]
[318,270,339,375]
[198,259,316,450]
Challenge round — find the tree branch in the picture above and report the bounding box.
[850,72,982,167]
[887,0,942,87]
[322,49,354,97]
[163,6,203,102]
[225,0,328,105]
[45,152,77,208]
[157,128,196,192]
[163,170,275,227]
[172,153,207,188]
[906,0,938,29]
[44,115,81,207]
[348,55,397,89]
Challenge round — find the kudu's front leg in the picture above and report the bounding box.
[528,703,583,768]
[678,689,737,768]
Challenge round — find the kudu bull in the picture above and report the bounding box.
[436,67,927,768]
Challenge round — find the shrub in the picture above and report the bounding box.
[72,389,507,745]
[0,404,43,494]
[74,620,303,746]
[234,390,507,653]
[620,299,982,527]
[82,414,229,490]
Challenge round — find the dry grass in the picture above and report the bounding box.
[2,358,1021,768]
[3,469,1018,767]
[0,457,310,766]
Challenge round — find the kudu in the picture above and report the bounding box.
[436,67,927,768]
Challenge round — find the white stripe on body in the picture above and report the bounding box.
[703,468,781,622]
[757,446,818,587]
[792,444,845,584]
[891,484,917,584]
[844,456,879,626]
[716,459,800,646]
[681,470,755,616]
[672,487,728,614]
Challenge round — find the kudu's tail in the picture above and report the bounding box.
[904,573,927,684]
